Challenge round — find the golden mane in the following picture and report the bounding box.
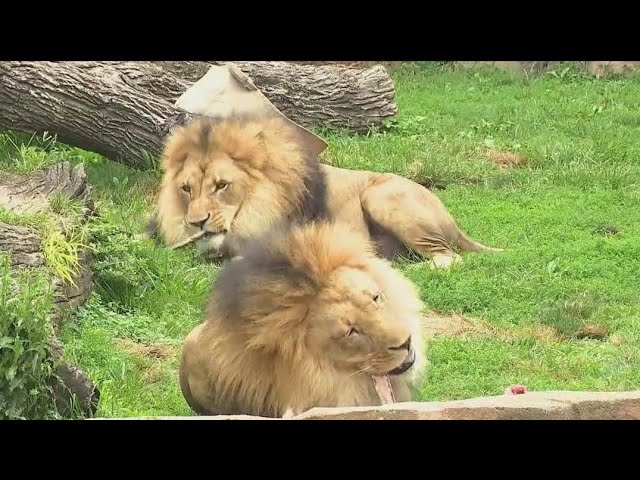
[179,221,426,417]
[153,114,328,253]
[210,221,377,353]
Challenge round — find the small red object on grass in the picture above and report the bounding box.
[504,384,528,395]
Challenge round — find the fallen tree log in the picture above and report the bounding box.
[0,61,397,169]
[0,61,188,169]
[151,61,398,132]
[0,162,98,418]
[108,61,398,131]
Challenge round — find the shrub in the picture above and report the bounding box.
[0,254,60,419]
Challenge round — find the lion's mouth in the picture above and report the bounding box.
[370,349,416,404]
[387,348,416,376]
[371,375,396,404]
[202,229,227,239]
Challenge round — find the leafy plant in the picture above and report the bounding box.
[0,254,59,419]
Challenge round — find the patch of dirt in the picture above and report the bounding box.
[500,323,610,344]
[403,161,448,190]
[484,149,528,169]
[609,333,624,346]
[592,225,619,236]
[115,338,177,360]
[420,312,490,338]
[574,324,609,340]
[141,363,164,384]
[499,324,564,344]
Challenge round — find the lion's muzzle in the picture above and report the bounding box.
[187,212,210,229]
[387,348,416,376]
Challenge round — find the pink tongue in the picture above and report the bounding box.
[371,375,396,404]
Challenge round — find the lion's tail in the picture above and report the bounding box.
[455,229,504,253]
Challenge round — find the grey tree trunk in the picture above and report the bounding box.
[0,61,185,169]
[152,61,398,132]
[0,61,397,169]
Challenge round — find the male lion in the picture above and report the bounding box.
[151,113,502,267]
[179,221,426,417]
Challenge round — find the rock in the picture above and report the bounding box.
[286,391,640,420]
[107,391,640,420]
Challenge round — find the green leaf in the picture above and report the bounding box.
[5,365,17,381]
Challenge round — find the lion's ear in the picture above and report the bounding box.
[161,128,191,172]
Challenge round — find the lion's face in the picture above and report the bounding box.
[154,115,324,258]
[174,154,247,255]
[305,260,420,378]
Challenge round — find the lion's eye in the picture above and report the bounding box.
[181,184,191,194]
[216,181,230,192]
[373,292,384,304]
[346,327,359,337]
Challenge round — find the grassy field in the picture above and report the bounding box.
[2,62,640,417]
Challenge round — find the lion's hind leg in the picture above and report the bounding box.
[429,251,463,269]
[402,230,463,269]
[360,177,462,269]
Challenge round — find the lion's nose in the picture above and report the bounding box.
[188,213,210,229]
[389,336,411,352]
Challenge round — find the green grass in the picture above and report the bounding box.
[4,61,640,417]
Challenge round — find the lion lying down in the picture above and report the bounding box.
[150,113,502,268]
[179,221,427,417]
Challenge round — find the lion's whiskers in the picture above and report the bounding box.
[349,363,373,378]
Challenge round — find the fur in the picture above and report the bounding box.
[151,113,502,267]
[179,221,426,417]
[153,113,328,258]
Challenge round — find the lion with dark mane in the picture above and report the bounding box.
[179,221,426,417]
[151,113,502,267]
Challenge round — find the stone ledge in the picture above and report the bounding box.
[96,390,640,420]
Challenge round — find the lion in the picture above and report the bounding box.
[150,113,502,267]
[179,220,427,417]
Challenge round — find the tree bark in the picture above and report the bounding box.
[0,61,188,169]
[0,161,95,327]
[0,160,94,215]
[0,162,98,417]
[0,224,42,268]
[0,61,397,169]
[151,61,398,132]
